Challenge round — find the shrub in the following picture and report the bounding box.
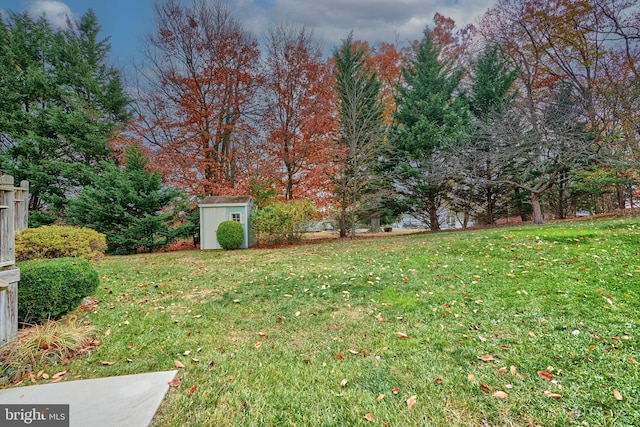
[15,225,106,262]
[216,221,244,250]
[251,200,316,245]
[18,258,100,323]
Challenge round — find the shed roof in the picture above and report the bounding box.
[199,195,252,206]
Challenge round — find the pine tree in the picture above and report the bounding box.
[392,27,469,231]
[333,35,385,237]
[67,145,188,254]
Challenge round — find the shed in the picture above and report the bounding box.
[199,196,255,250]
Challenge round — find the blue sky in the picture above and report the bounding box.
[0,0,496,71]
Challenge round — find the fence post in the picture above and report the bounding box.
[0,175,25,347]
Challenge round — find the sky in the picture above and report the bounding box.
[0,0,496,72]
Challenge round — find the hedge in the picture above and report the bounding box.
[18,258,100,323]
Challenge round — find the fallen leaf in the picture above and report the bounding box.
[101,361,115,366]
[395,332,409,339]
[434,377,442,384]
[41,373,49,379]
[480,355,496,362]
[478,335,487,342]
[254,342,263,349]
[336,352,344,360]
[376,313,384,323]
[392,387,400,394]
[628,358,637,364]
[537,370,553,381]
[510,366,517,375]
[340,379,348,387]
[167,379,181,387]
[480,384,492,393]
[496,367,507,374]
[258,332,266,338]
[376,394,385,402]
[613,389,623,401]
[104,328,111,337]
[406,395,417,409]
[52,370,67,380]
[467,374,476,382]
[188,384,197,396]
[543,390,562,399]
[174,360,185,369]
[364,413,374,422]
[528,331,537,337]
[348,349,359,355]
[493,391,508,399]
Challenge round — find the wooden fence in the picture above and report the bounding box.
[0,175,29,347]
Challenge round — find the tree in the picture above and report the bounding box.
[479,0,639,216]
[459,44,518,224]
[0,10,129,224]
[261,24,336,202]
[67,145,188,254]
[332,34,385,238]
[486,83,595,223]
[392,27,469,231]
[133,0,261,196]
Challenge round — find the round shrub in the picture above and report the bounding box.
[17,258,100,323]
[216,220,244,250]
[16,225,107,262]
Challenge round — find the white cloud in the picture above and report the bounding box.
[27,0,74,29]
[262,0,496,47]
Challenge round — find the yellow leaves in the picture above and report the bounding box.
[613,389,623,401]
[493,391,508,399]
[376,313,384,323]
[376,394,385,402]
[174,360,185,369]
[363,413,374,422]
[406,395,417,409]
[100,361,115,366]
[254,341,263,349]
[467,373,476,382]
[340,378,348,387]
[395,332,409,339]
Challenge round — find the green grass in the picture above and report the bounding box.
[12,218,640,426]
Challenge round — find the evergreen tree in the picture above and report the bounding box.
[333,34,385,237]
[67,145,189,254]
[459,44,517,224]
[392,27,469,231]
[0,10,129,225]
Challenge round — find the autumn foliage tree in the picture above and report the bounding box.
[260,24,337,202]
[133,0,261,197]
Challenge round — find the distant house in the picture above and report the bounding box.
[198,196,255,249]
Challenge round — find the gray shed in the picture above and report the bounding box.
[199,196,255,250]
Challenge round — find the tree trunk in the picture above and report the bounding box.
[370,216,381,232]
[340,203,347,238]
[428,204,440,231]
[486,185,494,225]
[531,191,544,224]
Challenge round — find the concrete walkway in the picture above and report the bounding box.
[0,370,177,427]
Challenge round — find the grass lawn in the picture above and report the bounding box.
[16,217,640,425]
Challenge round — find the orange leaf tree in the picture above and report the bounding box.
[132,0,261,196]
[260,24,338,203]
